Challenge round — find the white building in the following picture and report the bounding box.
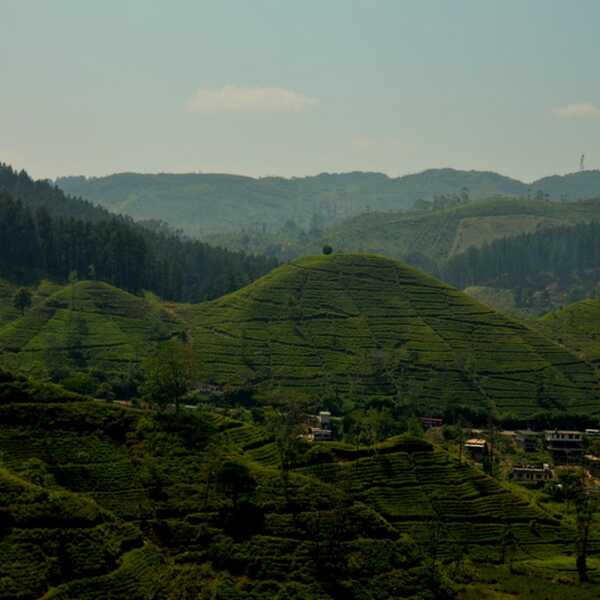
[512,464,553,483]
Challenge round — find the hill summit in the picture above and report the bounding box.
[185,253,598,420]
[0,280,182,379]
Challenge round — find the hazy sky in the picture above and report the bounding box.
[2,0,600,181]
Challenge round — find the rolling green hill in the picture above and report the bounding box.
[535,170,600,201]
[537,299,600,365]
[307,197,600,265]
[1,371,598,599]
[1,257,598,422]
[181,253,599,421]
[208,196,600,269]
[56,169,600,241]
[216,197,600,318]
[0,280,183,381]
[55,169,527,238]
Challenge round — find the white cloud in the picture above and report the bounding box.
[553,102,600,119]
[185,85,318,114]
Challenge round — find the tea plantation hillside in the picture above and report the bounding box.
[313,197,600,265]
[181,253,599,421]
[0,279,64,327]
[0,374,162,599]
[537,299,600,365]
[208,197,600,266]
[0,280,183,380]
[1,371,598,599]
[0,467,160,600]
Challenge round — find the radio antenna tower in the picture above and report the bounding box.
[580,154,585,171]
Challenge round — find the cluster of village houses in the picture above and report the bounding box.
[418,418,600,483]
[460,427,600,483]
[304,412,600,483]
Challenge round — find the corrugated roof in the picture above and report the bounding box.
[465,438,487,446]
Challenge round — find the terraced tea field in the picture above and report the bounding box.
[328,197,600,263]
[0,373,598,598]
[287,439,585,562]
[0,279,62,327]
[0,280,183,378]
[183,253,599,420]
[537,299,600,365]
[0,466,148,599]
[0,377,430,598]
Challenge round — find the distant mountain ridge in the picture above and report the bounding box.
[56,168,600,238]
[211,196,600,269]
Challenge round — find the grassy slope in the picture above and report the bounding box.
[0,280,182,377]
[206,196,600,272]
[56,169,528,238]
[1,373,598,598]
[463,286,518,315]
[0,379,156,600]
[56,169,600,241]
[0,280,62,327]
[316,197,600,264]
[181,254,598,419]
[537,299,600,365]
[0,467,156,600]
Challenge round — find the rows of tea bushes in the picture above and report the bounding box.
[0,280,182,382]
[1,370,598,598]
[185,254,599,421]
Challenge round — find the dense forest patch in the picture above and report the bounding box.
[0,165,277,302]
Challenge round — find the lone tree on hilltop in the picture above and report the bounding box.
[322,244,333,255]
[13,288,32,315]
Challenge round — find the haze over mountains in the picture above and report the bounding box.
[5,1,600,596]
[0,164,277,303]
[1,162,600,597]
[56,168,600,238]
[27,163,600,317]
